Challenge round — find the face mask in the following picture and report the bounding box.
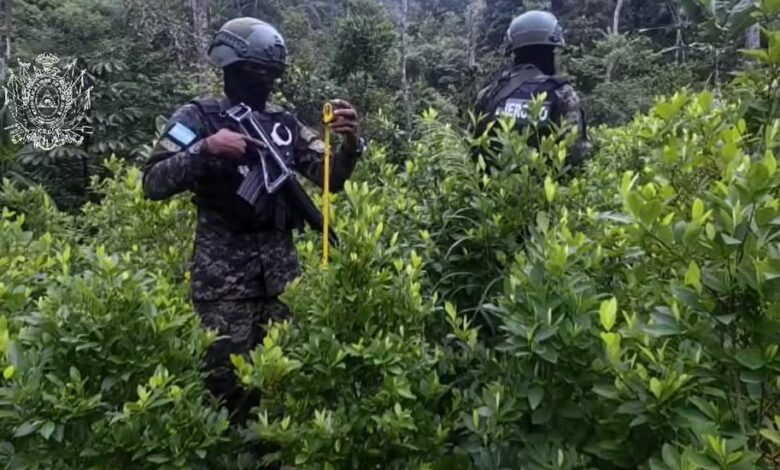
[223,62,280,111]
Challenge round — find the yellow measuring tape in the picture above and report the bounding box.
[321,102,335,268]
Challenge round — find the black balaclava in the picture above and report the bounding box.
[513,45,558,76]
[223,62,278,111]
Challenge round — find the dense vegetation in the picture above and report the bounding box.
[1,0,780,468]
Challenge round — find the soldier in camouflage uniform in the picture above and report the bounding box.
[474,10,591,167]
[142,17,365,422]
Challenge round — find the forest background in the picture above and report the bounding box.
[0,0,764,208]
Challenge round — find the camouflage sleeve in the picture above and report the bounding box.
[554,84,592,167]
[292,118,360,193]
[142,103,212,200]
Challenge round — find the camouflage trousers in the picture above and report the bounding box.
[193,298,290,422]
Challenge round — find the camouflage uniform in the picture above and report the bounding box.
[142,99,360,413]
[197,299,290,412]
[474,63,591,167]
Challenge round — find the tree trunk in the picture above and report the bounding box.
[0,0,11,82]
[665,2,686,65]
[677,7,685,64]
[745,1,761,52]
[191,0,210,89]
[745,24,760,50]
[400,0,412,135]
[606,0,626,82]
[468,0,485,69]
[612,0,625,35]
[744,0,761,69]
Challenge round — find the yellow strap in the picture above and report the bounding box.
[321,102,335,268]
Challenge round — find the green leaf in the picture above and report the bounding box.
[735,349,766,370]
[626,193,643,220]
[599,298,617,331]
[592,383,619,400]
[689,453,720,470]
[683,221,702,246]
[649,458,671,470]
[644,324,681,337]
[69,367,81,383]
[630,415,649,427]
[616,401,644,415]
[662,443,681,469]
[760,429,780,444]
[721,234,743,246]
[739,371,764,384]
[650,378,664,400]
[528,386,544,410]
[2,366,14,380]
[536,211,550,233]
[397,386,417,400]
[444,302,457,321]
[39,421,55,440]
[765,151,777,176]
[621,171,637,196]
[531,405,552,425]
[13,421,40,438]
[640,201,664,225]
[692,198,704,221]
[537,347,559,364]
[147,454,170,464]
[685,261,702,294]
[656,100,678,120]
[741,49,770,63]
[544,176,556,203]
[600,332,622,365]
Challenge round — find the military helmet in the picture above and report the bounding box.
[207,17,287,70]
[503,11,565,54]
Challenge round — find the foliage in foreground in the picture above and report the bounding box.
[0,175,231,468]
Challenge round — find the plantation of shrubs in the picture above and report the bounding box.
[1,5,780,469]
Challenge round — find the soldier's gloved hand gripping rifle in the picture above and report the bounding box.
[224,102,339,248]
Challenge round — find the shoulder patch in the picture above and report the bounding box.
[158,137,182,152]
[166,122,198,147]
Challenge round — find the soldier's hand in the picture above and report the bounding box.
[203,129,248,158]
[328,99,360,138]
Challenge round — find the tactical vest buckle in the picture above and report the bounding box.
[225,103,253,122]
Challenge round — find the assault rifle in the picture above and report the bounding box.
[224,102,339,247]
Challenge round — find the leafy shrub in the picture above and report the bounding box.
[237,181,463,469]
[78,157,195,281]
[0,164,233,469]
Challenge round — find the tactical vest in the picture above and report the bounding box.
[478,65,568,146]
[188,98,304,234]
